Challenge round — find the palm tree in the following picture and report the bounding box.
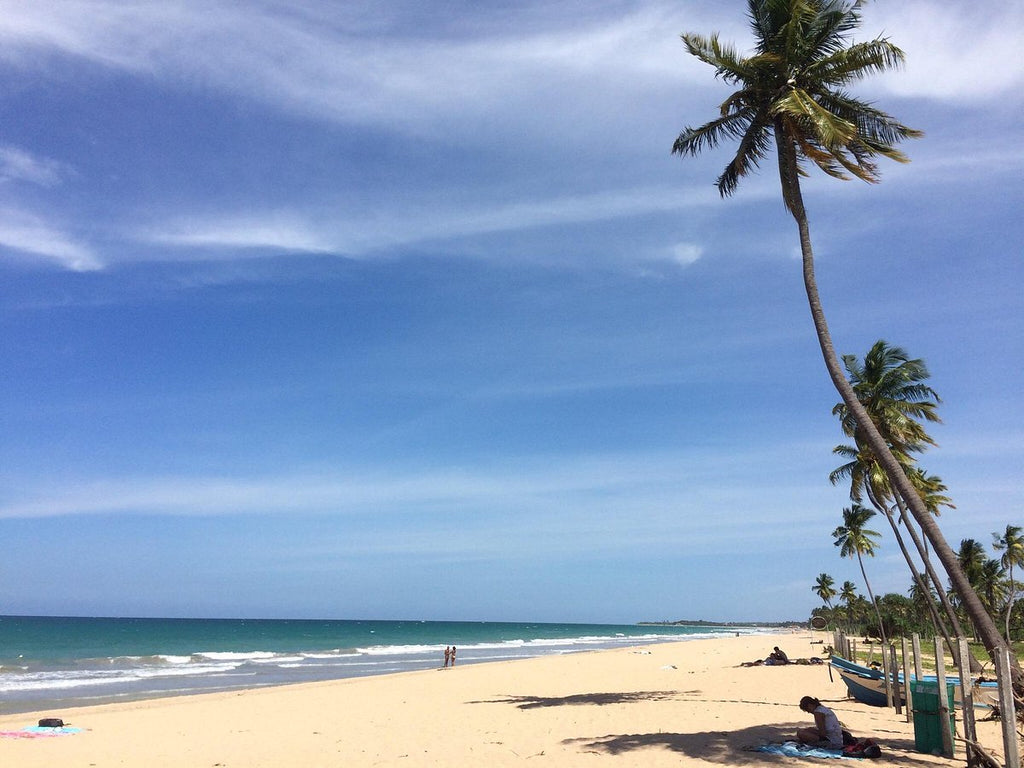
[908,578,940,636]
[833,341,941,456]
[814,572,837,609]
[993,524,1024,642]
[840,579,858,632]
[833,504,892,701]
[977,558,1008,624]
[673,0,1015,680]
[828,340,979,668]
[957,538,988,639]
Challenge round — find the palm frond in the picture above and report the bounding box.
[809,39,908,86]
[672,109,755,157]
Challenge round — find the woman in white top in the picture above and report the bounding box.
[796,695,844,749]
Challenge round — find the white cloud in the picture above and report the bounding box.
[0,1,698,132]
[868,1,1024,101]
[0,208,102,270]
[0,145,66,186]
[669,242,702,266]
[138,184,727,258]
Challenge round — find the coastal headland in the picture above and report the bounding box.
[0,631,1003,767]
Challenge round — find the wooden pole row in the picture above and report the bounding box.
[829,629,1019,766]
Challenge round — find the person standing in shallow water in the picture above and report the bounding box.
[450,646,456,667]
[443,646,451,668]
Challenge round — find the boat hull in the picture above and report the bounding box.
[831,658,997,709]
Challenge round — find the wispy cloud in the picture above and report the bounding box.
[0,207,102,271]
[0,1,696,134]
[871,1,1024,101]
[138,183,746,260]
[0,145,67,186]
[0,444,829,523]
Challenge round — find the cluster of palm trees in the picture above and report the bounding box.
[813,523,1024,645]
[816,339,1022,670]
[673,0,1020,694]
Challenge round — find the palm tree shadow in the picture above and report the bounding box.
[564,723,937,766]
[472,691,692,709]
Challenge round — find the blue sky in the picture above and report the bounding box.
[1,0,1021,624]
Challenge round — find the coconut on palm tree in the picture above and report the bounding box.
[672,0,1017,683]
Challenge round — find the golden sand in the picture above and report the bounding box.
[0,631,1004,767]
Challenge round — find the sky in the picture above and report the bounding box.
[1,0,1022,624]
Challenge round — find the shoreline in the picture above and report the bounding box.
[1,631,1001,767]
[1,617,774,715]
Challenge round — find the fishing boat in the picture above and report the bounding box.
[830,656,997,708]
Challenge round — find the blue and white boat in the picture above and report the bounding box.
[829,655,997,708]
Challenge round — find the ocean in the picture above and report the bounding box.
[0,616,762,715]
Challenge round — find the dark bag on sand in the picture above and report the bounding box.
[38,718,64,728]
[843,738,882,758]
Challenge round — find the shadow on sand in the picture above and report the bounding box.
[472,691,694,709]
[563,723,939,766]
[470,691,941,766]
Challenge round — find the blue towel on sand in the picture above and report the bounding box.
[21,726,83,734]
[752,741,852,759]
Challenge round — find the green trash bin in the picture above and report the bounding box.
[910,680,956,755]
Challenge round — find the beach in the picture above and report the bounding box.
[0,631,1005,767]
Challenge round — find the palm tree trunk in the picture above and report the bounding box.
[890,494,986,672]
[875,500,951,644]
[1006,565,1016,644]
[772,126,1021,692]
[856,551,893,705]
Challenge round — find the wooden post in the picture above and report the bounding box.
[993,648,1020,768]
[889,644,902,714]
[955,637,978,764]
[901,637,913,723]
[912,634,924,681]
[934,636,954,758]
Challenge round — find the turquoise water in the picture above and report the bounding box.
[0,616,759,714]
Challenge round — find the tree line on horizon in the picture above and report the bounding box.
[672,0,1023,715]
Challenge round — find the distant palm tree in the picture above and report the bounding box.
[840,580,858,633]
[908,578,940,635]
[958,539,988,587]
[673,0,1014,679]
[977,559,1008,622]
[814,573,837,610]
[993,525,1024,642]
[833,504,889,702]
[957,539,988,640]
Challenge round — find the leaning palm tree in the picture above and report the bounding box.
[672,0,1016,681]
[833,340,941,456]
[993,524,1024,643]
[828,340,981,667]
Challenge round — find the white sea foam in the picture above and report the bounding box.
[0,661,242,692]
[194,651,277,662]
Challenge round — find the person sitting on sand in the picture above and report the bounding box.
[796,695,843,749]
[764,646,789,665]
